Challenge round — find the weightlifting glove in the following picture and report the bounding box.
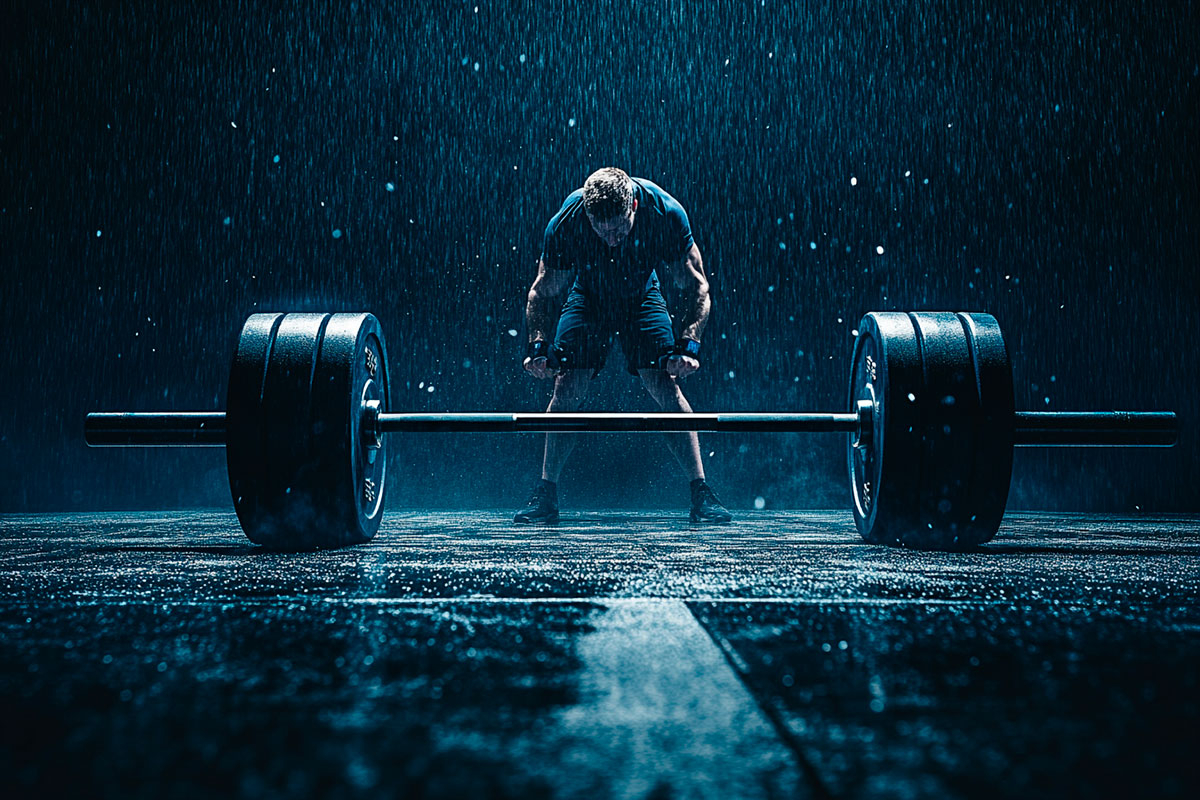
[658,338,701,369]
[525,339,561,370]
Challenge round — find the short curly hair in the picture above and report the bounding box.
[582,168,633,221]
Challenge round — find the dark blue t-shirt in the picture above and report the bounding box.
[541,177,694,299]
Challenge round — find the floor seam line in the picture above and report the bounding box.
[684,600,837,800]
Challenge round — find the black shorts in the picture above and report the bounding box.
[553,285,675,377]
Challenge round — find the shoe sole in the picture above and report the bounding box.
[514,514,560,525]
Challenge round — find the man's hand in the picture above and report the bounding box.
[523,340,560,379]
[523,355,559,380]
[663,354,700,379]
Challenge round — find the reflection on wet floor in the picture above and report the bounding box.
[1,511,1198,798]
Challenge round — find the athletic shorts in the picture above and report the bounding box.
[553,284,675,377]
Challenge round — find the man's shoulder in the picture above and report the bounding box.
[545,189,587,238]
[633,178,687,218]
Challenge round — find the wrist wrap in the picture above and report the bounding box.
[526,340,560,369]
[658,338,701,368]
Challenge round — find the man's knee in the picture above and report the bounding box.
[551,370,592,407]
[639,369,682,405]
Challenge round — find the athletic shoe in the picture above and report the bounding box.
[514,479,560,525]
[690,480,733,524]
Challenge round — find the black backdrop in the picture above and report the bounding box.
[3,0,1197,512]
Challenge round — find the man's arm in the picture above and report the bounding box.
[523,259,573,379]
[669,243,712,342]
[658,243,711,379]
[526,259,573,342]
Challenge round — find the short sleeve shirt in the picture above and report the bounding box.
[540,178,694,299]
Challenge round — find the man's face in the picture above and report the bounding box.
[587,199,638,247]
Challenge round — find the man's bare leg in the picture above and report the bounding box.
[637,368,704,481]
[541,369,593,482]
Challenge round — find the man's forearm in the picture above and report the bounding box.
[526,290,560,342]
[678,288,711,342]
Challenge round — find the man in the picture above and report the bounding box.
[515,167,733,525]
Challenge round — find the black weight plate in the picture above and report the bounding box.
[253,313,332,549]
[309,313,389,547]
[956,312,1015,546]
[908,312,982,549]
[226,312,285,540]
[226,312,389,550]
[847,312,923,545]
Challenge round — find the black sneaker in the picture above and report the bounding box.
[514,479,560,525]
[690,480,733,524]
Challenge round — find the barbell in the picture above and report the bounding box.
[85,311,1177,551]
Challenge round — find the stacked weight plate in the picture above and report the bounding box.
[848,312,1015,549]
[226,313,390,549]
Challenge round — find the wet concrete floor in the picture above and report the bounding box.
[1,510,1198,798]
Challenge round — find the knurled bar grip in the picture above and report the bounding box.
[84,410,1178,447]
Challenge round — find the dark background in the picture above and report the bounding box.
[2,0,1196,513]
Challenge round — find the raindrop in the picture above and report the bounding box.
[507,329,518,336]
[809,241,816,250]
[386,182,395,192]
[568,118,576,127]
[754,496,766,509]
[876,245,884,255]
[850,176,858,186]
[778,242,786,250]
[332,229,342,238]
[223,217,231,225]
[95,230,102,237]
[272,154,280,163]
[519,54,527,63]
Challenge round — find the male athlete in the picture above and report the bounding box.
[515,167,733,525]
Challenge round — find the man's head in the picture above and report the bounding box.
[583,167,638,247]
